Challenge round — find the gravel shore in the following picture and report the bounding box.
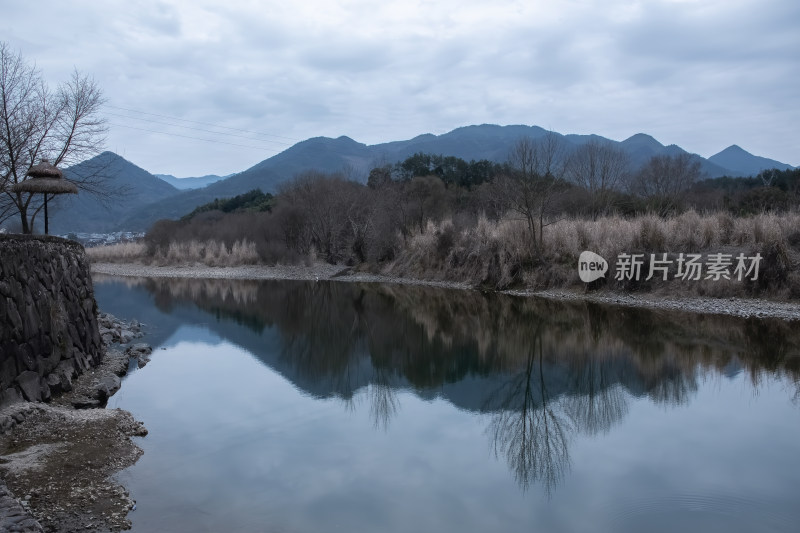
[91,262,800,321]
[0,403,145,532]
[517,288,800,321]
[91,262,473,289]
[0,315,150,533]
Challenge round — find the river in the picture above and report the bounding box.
[94,275,800,533]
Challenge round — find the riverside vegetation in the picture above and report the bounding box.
[87,143,800,301]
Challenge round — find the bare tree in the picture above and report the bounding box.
[279,171,366,263]
[0,42,107,233]
[340,160,367,183]
[342,183,375,263]
[566,138,630,218]
[630,153,703,216]
[366,164,392,189]
[757,168,778,187]
[364,175,404,260]
[404,175,447,235]
[496,132,568,250]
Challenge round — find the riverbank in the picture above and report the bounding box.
[91,262,800,321]
[90,262,473,289]
[520,288,800,321]
[0,315,150,533]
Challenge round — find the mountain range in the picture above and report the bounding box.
[35,124,797,233]
[153,173,227,190]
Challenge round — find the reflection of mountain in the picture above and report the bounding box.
[93,276,800,493]
[93,275,231,349]
[94,276,800,406]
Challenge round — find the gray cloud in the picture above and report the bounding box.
[1,0,797,176]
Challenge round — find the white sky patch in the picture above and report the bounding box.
[2,0,797,176]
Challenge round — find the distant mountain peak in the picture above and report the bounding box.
[83,151,155,175]
[622,133,663,148]
[716,144,748,155]
[96,150,127,162]
[296,135,366,149]
[47,150,181,233]
[709,144,793,175]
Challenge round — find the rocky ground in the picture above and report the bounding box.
[0,314,152,533]
[519,288,800,321]
[91,261,471,289]
[91,262,800,320]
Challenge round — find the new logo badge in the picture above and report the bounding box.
[578,251,608,283]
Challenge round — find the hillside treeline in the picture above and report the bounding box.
[141,136,799,296]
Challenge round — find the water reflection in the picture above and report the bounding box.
[93,275,800,495]
[485,322,572,495]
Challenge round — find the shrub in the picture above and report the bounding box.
[85,242,146,262]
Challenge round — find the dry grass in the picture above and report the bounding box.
[384,210,800,298]
[156,240,260,266]
[87,210,799,299]
[86,239,260,267]
[547,210,798,260]
[85,242,147,263]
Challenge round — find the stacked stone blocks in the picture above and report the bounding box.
[0,235,102,405]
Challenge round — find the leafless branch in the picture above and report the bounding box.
[0,42,107,233]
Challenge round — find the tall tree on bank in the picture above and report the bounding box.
[0,42,107,233]
[566,138,630,218]
[630,153,703,216]
[496,132,568,250]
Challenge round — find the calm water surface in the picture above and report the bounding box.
[94,276,800,533]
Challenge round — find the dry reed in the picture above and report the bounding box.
[85,242,147,263]
[384,210,800,297]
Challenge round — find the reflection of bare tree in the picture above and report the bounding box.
[742,319,794,392]
[279,283,360,380]
[277,284,403,428]
[486,327,573,495]
[563,359,628,436]
[645,363,698,405]
[366,378,400,431]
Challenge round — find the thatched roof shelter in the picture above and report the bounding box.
[11,160,78,194]
[11,160,77,234]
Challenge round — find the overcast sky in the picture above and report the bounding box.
[2,0,798,177]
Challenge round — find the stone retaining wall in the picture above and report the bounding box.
[0,235,102,406]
